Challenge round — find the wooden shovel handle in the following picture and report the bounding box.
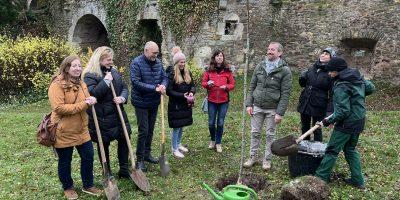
[161,95,165,144]
[110,82,136,169]
[296,123,321,143]
[91,105,108,173]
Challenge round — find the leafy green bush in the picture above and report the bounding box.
[186,59,204,85]
[0,35,78,98]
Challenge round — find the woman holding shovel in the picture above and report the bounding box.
[48,55,102,199]
[82,46,132,179]
[166,51,196,158]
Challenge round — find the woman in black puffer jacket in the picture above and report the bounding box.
[166,51,195,159]
[82,46,131,178]
[297,47,335,141]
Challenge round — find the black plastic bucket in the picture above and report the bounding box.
[288,141,326,178]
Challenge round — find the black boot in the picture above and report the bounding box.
[343,178,365,190]
[118,169,130,179]
[135,161,147,172]
[144,155,159,164]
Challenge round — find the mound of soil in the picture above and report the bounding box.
[281,175,330,200]
[215,173,269,192]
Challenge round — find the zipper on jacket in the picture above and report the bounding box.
[216,73,220,102]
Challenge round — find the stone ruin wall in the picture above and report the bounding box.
[48,0,400,84]
[180,0,400,84]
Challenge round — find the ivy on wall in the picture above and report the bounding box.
[102,0,146,66]
[102,0,217,66]
[158,0,217,46]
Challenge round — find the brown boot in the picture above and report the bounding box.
[82,186,102,197]
[64,189,78,200]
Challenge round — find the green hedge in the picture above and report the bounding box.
[0,35,78,98]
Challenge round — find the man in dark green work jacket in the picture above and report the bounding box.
[315,57,375,190]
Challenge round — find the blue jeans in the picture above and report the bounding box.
[171,127,183,151]
[208,101,229,144]
[55,141,94,190]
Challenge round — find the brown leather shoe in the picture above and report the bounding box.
[64,189,78,200]
[82,186,102,197]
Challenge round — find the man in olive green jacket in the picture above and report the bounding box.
[244,42,292,170]
[316,57,375,189]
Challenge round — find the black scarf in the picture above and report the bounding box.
[101,65,112,74]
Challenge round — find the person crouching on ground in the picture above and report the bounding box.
[48,55,102,199]
[166,51,196,158]
[315,57,375,190]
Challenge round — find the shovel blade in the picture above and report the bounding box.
[159,155,170,177]
[129,170,150,192]
[102,176,120,200]
[271,135,299,156]
[159,144,170,177]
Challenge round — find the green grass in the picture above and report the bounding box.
[0,73,399,199]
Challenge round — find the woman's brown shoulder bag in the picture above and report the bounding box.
[36,112,57,147]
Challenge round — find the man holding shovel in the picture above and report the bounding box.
[315,57,375,189]
[244,42,292,170]
[130,41,168,172]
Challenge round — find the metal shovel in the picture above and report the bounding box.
[91,106,121,200]
[110,82,150,192]
[271,124,321,157]
[159,95,170,177]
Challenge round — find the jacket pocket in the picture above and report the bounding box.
[59,115,83,134]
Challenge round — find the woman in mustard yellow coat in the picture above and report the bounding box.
[48,55,102,199]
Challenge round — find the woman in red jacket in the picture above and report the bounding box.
[202,50,235,153]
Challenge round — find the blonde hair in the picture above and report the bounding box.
[82,46,114,78]
[174,62,191,84]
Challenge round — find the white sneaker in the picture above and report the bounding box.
[208,141,215,149]
[215,144,222,153]
[173,150,185,158]
[243,157,257,168]
[178,144,189,153]
[262,160,271,170]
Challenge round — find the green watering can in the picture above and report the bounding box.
[202,183,258,200]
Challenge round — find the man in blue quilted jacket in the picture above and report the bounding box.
[130,41,168,172]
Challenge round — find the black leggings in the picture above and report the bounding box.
[300,113,324,142]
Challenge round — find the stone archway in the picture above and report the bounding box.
[138,1,163,59]
[66,0,108,51]
[138,19,163,57]
[72,14,110,51]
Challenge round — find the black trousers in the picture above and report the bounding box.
[96,136,129,175]
[300,113,324,142]
[135,106,158,161]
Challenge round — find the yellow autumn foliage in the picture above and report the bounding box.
[0,35,79,94]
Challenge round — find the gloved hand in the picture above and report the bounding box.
[207,80,214,87]
[184,93,195,107]
[322,118,331,127]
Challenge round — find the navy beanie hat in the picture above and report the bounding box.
[326,57,348,72]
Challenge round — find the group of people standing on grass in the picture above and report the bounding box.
[47,40,374,199]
